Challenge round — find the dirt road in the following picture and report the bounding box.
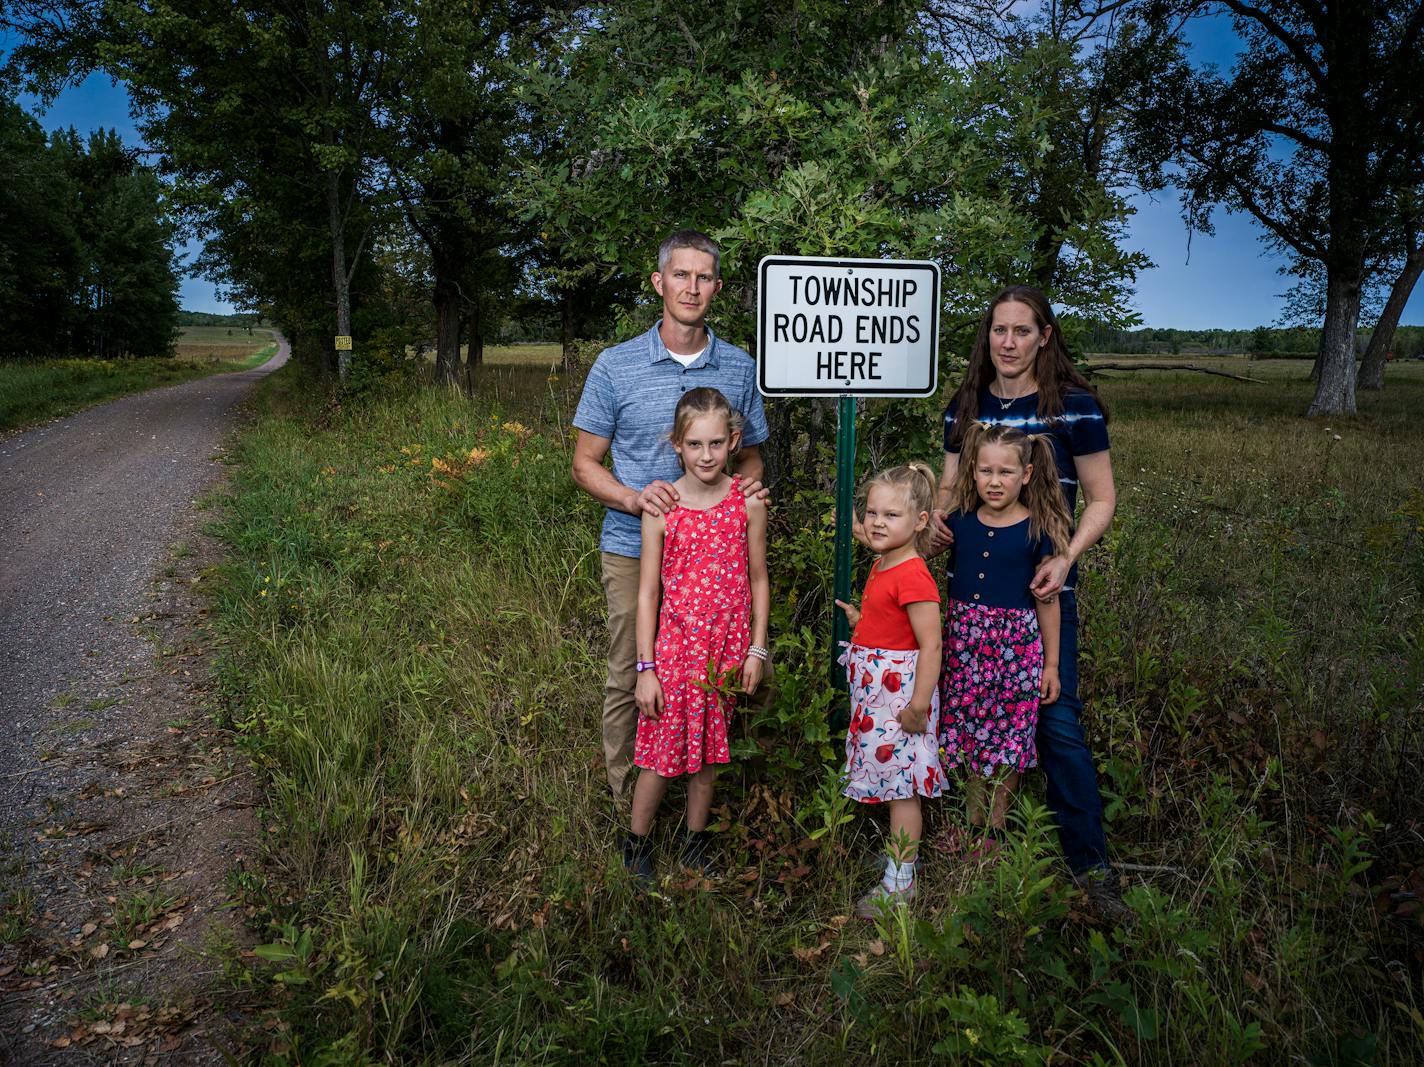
[0,343,287,1063]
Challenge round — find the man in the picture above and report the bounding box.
[572,230,770,800]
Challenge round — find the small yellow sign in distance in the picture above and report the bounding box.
[334,335,353,350]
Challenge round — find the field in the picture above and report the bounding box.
[175,325,280,362]
[206,352,1423,1064]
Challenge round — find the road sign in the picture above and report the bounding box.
[334,335,353,351]
[757,255,940,397]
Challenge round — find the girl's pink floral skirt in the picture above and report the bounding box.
[841,643,945,803]
[938,599,1042,777]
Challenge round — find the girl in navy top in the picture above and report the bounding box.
[939,422,1072,839]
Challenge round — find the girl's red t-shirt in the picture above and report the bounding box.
[851,555,941,650]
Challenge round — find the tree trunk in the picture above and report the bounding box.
[1358,245,1424,390]
[1307,268,1361,416]
[763,399,793,491]
[326,166,352,382]
[467,293,484,367]
[433,269,461,386]
[560,286,576,371]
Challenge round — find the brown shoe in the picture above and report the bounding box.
[1073,867,1135,927]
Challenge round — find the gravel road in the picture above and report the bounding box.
[0,341,287,1062]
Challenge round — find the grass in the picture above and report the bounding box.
[208,354,1423,1064]
[0,332,278,435]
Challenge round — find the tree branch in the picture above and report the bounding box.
[1083,361,1265,381]
[1215,0,1328,91]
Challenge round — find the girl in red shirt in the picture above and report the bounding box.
[835,462,944,918]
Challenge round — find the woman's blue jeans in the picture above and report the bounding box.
[1036,590,1110,874]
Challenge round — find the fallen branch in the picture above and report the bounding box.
[1083,362,1265,383]
[1116,862,1189,878]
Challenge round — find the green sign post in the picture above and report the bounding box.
[831,396,857,689]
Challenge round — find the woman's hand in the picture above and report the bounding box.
[635,670,664,720]
[1039,664,1061,704]
[1030,555,1070,601]
[925,510,954,558]
[834,598,861,630]
[899,701,929,734]
[739,655,764,696]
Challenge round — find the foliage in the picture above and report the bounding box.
[0,98,180,359]
[210,357,1424,1063]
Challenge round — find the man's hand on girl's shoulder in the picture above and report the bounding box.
[636,479,679,516]
[739,478,771,506]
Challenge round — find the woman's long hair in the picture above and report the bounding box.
[950,422,1072,556]
[946,285,1107,450]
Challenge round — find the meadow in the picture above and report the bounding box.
[210,349,1423,1064]
[0,328,278,434]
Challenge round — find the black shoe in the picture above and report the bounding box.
[1073,867,1135,927]
[622,831,655,888]
[679,829,717,878]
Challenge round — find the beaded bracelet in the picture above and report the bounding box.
[746,645,768,662]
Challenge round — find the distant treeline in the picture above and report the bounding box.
[175,310,266,328]
[0,99,181,361]
[1082,323,1424,359]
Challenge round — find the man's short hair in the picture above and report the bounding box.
[657,229,721,278]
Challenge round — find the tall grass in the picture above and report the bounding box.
[0,346,277,434]
[213,358,1423,1064]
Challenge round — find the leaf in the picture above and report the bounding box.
[90,943,109,959]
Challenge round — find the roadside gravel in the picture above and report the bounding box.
[0,344,288,1063]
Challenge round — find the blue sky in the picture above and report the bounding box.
[16,22,1423,329]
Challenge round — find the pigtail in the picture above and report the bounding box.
[1023,434,1073,555]
[905,461,938,556]
[950,421,988,518]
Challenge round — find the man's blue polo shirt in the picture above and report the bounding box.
[574,321,770,558]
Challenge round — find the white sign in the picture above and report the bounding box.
[757,255,940,397]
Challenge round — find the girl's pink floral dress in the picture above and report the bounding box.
[635,477,749,777]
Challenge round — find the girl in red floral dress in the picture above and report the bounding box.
[624,388,769,883]
[835,463,944,918]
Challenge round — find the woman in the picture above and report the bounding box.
[932,284,1128,921]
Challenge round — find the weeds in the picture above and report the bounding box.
[209,357,1424,1063]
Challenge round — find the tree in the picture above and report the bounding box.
[57,127,180,358]
[1149,0,1424,415]
[1358,182,1424,389]
[44,0,405,378]
[0,97,81,357]
[0,99,178,359]
[390,0,543,385]
[926,1,1181,319]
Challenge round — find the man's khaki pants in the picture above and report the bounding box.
[601,552,642,799]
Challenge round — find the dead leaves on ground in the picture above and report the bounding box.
[49,999,204,1056]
